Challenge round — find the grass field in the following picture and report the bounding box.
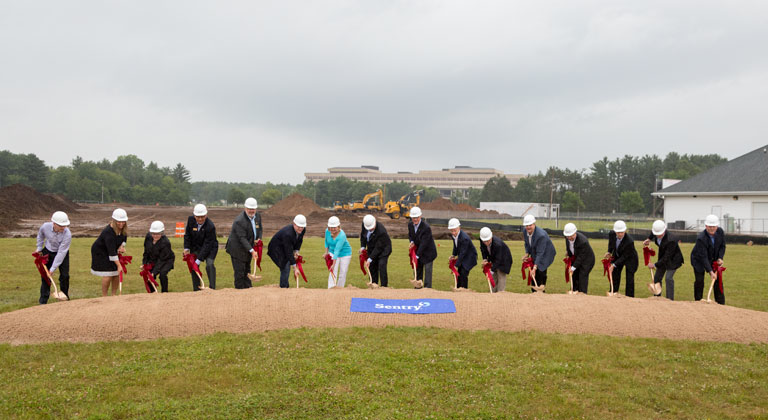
[471,218,654,232]
[1,236,767,418]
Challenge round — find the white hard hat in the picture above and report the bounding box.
[149,221,165,233]
[651,220,666,235]
[705,214,719,227]
[193,203,208,216]
[51,211,70,226]
[613,220,627,233]
[327,216,340,228]
[563,223,577,237]
[293,214,307,228]
[479,227,492,241]
[523,215,536,226]
[112,208,128,222]
[244,197,258,209]
[448,218,460,230]
[410,206,422,218]
[363,214,376,230]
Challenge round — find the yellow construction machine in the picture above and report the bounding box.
[384,190,423,219]
[334,189,384,212]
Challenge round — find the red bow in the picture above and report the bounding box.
[139,263,159,293]
[182,253,203,276]
[602,257,613,277]
[32,252,51,285]
[324,253,335,274]
[359,249,368,275]
[253,239,263,271]
[713,261,726,294]
[409,247,418,270]
[643,246,656,266]
[295,255,307,282]
[448,258,459,278]
[521,259,534,286]
[118,254,132,283]
[482,261,496,288]
[563,256,574,283]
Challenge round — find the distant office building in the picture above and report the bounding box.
[305,166,524,197]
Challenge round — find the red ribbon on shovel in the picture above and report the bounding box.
[324,253,336,282]
[602,257,613,277]
[139,263,159,293]
[563,256,574,283]
[359,249,368,275]
[32,252,51,285]
[118,254,132,284]
[643,246,656,266]
[521,258,535,286]
[482,261,496,288]
[182,253,203,277]
[409,247,418,270]
[253,239,263,271]
[295,255,307,282]
[448,258,459,278]
[713,261,726,294]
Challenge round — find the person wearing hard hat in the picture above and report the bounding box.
[448,218,477,289]
[479,227,512,292]
[91,208,129,296]
[643,220,684,300]
[563,223,595,294]
[522,215,556,292]
[142,221,175,293]
[324,216,352,288]
[267,214,307,288]
[604,220,639,297]
[690,215,726,304]
[226,198,264,289]
[183,203,219,290]
[35,211,72,303]
[407,207,437,288]
[360,214,392,287]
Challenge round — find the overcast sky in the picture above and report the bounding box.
[2,1,767,184]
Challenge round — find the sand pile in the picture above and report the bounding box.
[0,184,81,234]
[263,193,330,218]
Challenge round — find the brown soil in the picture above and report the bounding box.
[263,193,330,219]
[1,287,765,345]
[0,184,81,235]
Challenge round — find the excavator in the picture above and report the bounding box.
[384,190,423,219]
[333,189,384,212]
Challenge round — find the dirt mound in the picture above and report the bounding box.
[0,184,81,234]
[1,287,766,345]
[263,193,330,218]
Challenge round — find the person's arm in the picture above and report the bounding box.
[198,222,217,261]
[35,224,46,252]
[332,232,345,259]
[234,219,252,252]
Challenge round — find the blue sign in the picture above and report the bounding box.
[350,298,456,314]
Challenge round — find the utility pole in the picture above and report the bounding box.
[548,170,554,220]
[101,181,104,204]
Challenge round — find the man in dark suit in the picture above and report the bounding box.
[644,220,684,300]
[225,197,263,289]
[479,227,512,292]
[605,220,639,297]
[407,207,437,288]
[522,215,556,293]
[691,214,726,304]
[360,214,391,287]
[563,223,595,294]
[183,203,219,290]
[448,218,477,289]
[267,214,306,288]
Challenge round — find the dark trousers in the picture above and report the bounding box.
[531,268,547,293]
[279,263,291,288]
[416,260,433,288]
[694,271,725,305]
[39,249,69,304]
[156,272,169,293]
[232,256,252,289]
[654,267,676,300]
[456,266,469,289]
[369,256,389,287]
[612,265,636,297]
[572,269,590,294]
[189,256,216,290]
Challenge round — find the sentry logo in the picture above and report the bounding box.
[350,298,456,314]
[374,301,431,312]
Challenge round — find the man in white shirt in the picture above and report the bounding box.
[35,211,72,303]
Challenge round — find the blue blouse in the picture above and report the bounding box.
[325,229,352,259]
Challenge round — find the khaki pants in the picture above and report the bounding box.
[493,271,508,293]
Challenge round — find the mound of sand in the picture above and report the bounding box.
[263,193,330,218]
[0,184,81,235]
[1,287,766,345]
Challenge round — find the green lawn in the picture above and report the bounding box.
[471,218,654,232]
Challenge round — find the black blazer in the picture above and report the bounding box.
[647,232,684,270]
[226,211,261,261]
[607,231,639,272]
[267,224,305,268]
[360,222,392,261]
[142,233,175,275]
[90,224,127,272]
[690,228,726,273]
[408,220,437,264]
[183,216,218,260]
[565,232,595,273]
[452,230,478,272]
[479,236,513,274]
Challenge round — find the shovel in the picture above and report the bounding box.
[247,259,262,283]
[408,248,423,289]
[43,266,68,301]
[482,262,495,293]
[602,257,616,297]
[324,254,337,287]
[366,268,379,289]
[706,262,726,303]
